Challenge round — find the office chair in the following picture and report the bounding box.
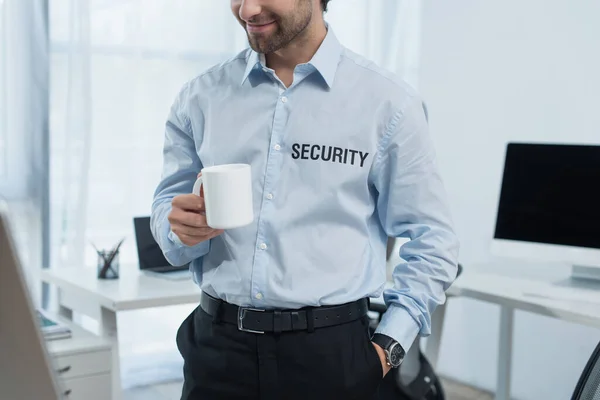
[571,340,600,400]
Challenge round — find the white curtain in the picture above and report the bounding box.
[50,0,245,270]
[0,0,49,303]
[50,0,92,270]
[49,0,422,388]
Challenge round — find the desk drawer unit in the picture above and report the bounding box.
[54,349,111,380]
[61,373,112,400]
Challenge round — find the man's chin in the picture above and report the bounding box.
[249,39,275,54]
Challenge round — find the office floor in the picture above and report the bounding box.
[123,378,494,400]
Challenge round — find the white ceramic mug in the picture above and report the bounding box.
[192,163,254,229]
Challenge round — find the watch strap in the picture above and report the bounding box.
[371,333,397,351]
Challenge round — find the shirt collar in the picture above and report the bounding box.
[241,50,262,85]
[241,25,343,88]
[306,26,342,88]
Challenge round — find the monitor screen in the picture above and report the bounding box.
[494,143,600,250]
[133,216,172,269]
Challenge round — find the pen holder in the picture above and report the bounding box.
[97,250,120,280]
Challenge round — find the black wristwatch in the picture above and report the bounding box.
[371,333,405,368]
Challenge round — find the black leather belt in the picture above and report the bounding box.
[200,292,369,334]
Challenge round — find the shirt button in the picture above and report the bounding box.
[266,193,274,200]
[255,293,263,300]
[273,144,281,151]
[259,243,267,250]
[281,96,288,103]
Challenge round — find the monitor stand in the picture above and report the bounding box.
[571,265,600,282]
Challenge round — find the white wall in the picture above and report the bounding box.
[418,1,600,399]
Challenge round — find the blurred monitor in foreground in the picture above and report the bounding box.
[0,207,64,399]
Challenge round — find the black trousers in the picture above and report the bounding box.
[176,304,384,400]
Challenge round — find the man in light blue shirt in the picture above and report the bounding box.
[151,0,459,399]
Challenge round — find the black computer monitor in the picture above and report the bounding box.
[491,142,600,279]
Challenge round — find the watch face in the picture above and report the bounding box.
[389,343,404,366]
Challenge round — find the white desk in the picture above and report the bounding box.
[46,316,113,400]
[431,261,600,400]
[42,266,201,400]
[43,262,600,400]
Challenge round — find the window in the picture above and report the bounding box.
[49,1,246,267]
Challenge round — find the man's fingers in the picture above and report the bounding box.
[169,208,208,228]
[172,194,205,212]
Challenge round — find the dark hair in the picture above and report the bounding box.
[321,0,331,12]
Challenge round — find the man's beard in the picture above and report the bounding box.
[246,3,312,54]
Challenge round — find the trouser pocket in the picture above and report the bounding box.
[277,316,383,400]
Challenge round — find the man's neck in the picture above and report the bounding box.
[265,18,327,85]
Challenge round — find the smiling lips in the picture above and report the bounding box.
[246,21,276,33]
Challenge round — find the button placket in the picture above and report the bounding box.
[250,88,290,306]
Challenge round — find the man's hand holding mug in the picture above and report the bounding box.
[168,173,224,246]
[169,163,254,245]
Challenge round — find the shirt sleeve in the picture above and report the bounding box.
[150,83,211,267]
[372,94,460,352]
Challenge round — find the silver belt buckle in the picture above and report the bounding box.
[238,307,265,334]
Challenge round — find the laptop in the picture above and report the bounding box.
[0,207,65,399]
[133,216,190,279]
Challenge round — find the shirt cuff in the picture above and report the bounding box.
[374,304,421,353]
